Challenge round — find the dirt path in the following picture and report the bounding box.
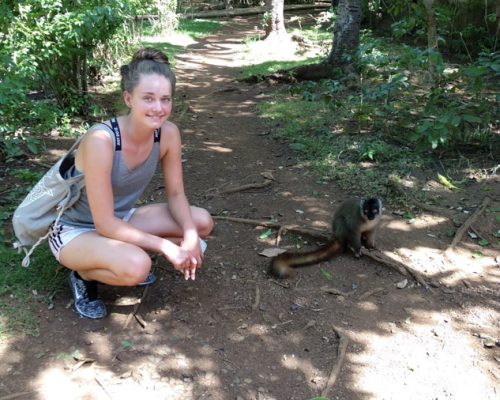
[1,17,499,400]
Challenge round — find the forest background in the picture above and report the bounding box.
[0,0,498,342]
[0,1,499,399]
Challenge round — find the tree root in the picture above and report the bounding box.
[360,248,429,288]
[213,215,429,286]
[444,196,490,255]
[212,215,329,241]
[321,324,349,398]
[205,178,274,197]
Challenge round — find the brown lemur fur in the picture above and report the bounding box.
[270,198,382,279]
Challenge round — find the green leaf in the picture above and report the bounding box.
[462,114,482,124]
[478,239,489,247]
[121,340,132,349]
[259,229,273,239]
[472,251,484,259]
[403,212,415,220]
[320,268,332,281]
[437,173,459,191]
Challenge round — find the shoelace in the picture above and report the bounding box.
[77,277,98,301]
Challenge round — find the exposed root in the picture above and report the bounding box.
[322,324,349,398]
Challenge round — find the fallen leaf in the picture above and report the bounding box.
[437,173,459,191]
[259,248,287,258]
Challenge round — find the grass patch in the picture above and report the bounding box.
[0,245,66,339]
[257,95,423,202]
[239,57,322,80]
[178,19,225,39]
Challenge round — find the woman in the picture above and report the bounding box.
[48,48,213,319]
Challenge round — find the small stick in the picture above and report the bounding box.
[94,375,113,400]
[321,325,349,398]
[445,196,490,253]
[0,392,37,400]
[123,285,150,330]
[134,313,147,328]
[218,179,273,195]
[320,286,353,297]
[359,287,385,300]
[361,248,429,288]
[212,215,329,241]
[252,284,261,311]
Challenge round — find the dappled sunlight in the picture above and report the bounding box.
[36,368,84,399]
[350,308,497,400]
[384,215,450,231]
[145,32,197,47]
[281,353,327,389]
[205,144,233,153]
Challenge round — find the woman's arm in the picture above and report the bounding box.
[159,123,203,270]
[77,129,191,270]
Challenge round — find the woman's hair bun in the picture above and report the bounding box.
[120,65,129,77]
[132,48,170,65]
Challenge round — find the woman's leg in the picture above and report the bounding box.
[128,203,213,239]
[59,232,152,286]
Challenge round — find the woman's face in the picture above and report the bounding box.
[124,73,173,129]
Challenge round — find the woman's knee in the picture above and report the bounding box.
[195,208,214,237]
[118,250,151,286]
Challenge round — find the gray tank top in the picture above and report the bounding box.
[60,118,161,228]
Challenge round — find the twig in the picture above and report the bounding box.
[361,248,429,288]
[445,196,490,253]
[269,279,291,288]
[0,392,36,400]
[321,325,349,398]
[218,179,273,195]
[212,215,329,241]
[252,284,261,311]
[94,375,114,400]
[358,287,385,300]
[415,201,454,217]
[134,313,147,328]
[122,285,150,330]
[320,286,353,297]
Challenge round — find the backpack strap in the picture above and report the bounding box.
[154,128,161,142]
[109,117,122,151]
[108,118,160,146]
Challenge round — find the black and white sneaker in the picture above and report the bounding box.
[68,271,107,319]
[137,271,157,287]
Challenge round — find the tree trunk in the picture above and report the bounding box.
[423,0,439,83]
[327,0,362,66]
[291,0,361,81]
[264,0,288,40]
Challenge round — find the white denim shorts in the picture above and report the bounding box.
[48,209,136,262]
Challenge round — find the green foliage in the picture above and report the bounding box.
[253,23,498,202]
[0,0,144,160]
[240,58,322,81]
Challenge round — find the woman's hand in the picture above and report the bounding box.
[181,232,203,280]
[161,240,194,275]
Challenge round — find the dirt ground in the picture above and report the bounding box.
[1,16,499,400]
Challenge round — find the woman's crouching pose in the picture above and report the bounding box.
[48,48,213,319]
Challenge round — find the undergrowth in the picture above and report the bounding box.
[248,31,499,206]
